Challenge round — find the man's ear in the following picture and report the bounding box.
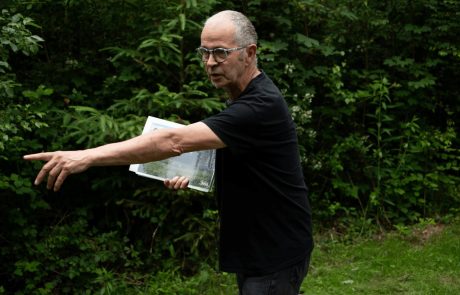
[245,44,257,65]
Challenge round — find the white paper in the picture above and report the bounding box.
[129,116,216,192]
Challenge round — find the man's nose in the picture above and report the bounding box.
[206,53,219,66]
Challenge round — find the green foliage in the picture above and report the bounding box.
[144,264,236,295]
[8,209,145,294]
[116,186,219,274]
[0,9,42,97]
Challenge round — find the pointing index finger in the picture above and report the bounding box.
[23,152,53,161]
[24,152,57,187]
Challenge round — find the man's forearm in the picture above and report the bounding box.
[88,128,182,167]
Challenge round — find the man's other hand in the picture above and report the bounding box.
[164,176,189,190]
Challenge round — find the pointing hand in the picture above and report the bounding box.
[24,150,91,191]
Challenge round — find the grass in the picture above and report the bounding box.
[302,219,460,295]
[139,219,460,294]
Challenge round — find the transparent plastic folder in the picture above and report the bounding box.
[129,116,216,192]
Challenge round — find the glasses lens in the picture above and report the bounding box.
[213,48,227,62]
[197,48,209,61]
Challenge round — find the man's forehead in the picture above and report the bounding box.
[203,17,234,33]
[201,20,235,45]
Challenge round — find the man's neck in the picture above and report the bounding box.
[227,67,261,100]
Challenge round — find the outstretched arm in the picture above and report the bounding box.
[24,122,224,191]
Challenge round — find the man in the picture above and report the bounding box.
[24,10,313,295]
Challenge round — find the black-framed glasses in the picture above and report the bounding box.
[196,46,246,63]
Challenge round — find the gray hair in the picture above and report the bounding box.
[206,10,258,47]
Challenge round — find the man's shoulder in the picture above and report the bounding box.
[250,71,274,87]
[247,71,282,98]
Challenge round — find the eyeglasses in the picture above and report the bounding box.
[196,46,246,63]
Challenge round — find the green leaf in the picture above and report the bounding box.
[179,13,186,31]
[296,33,319,48]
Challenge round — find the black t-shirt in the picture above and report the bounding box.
[202,72,313,275]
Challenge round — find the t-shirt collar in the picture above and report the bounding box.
[226,71,265,106]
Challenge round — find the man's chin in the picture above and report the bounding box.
[211,80,225,89]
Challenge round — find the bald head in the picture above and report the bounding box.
[204,10,258,47]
